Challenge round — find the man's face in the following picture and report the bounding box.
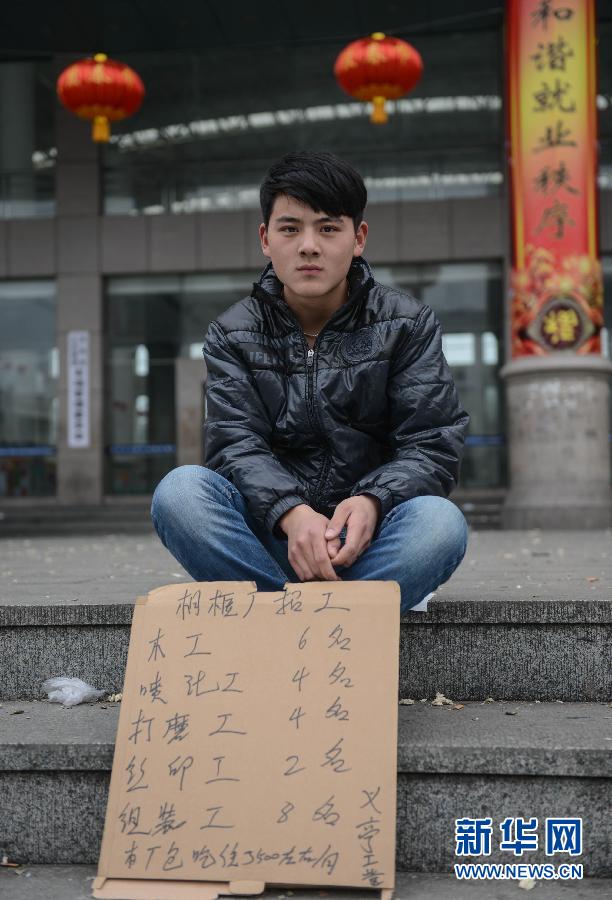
[259,194,367,299]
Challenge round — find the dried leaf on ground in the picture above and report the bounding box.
[518,877,536,890]
[399,698,415,705]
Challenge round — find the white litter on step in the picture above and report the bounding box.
[411,591,435,612]
[42,677,106,707]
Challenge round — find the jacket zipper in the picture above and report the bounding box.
[304,339,332,507]
[271,315,328,505]
[257,276,372,508]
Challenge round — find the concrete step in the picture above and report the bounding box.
[455,492,504,530]
[0,495,503,537]
[1,699,610,875]
[1,530,610,702]
[0,866,609,899]
[0,505,154,538]
[1,595,610,702]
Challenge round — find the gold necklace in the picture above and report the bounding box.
[303,329,319,337]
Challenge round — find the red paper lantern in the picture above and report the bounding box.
[57,53,145,143]
[334,32,423,124]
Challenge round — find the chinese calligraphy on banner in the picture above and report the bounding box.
[507,0,603,355]
[67,330,90,447]
[93,581,399,899]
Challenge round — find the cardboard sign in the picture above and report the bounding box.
[93,581,400,899]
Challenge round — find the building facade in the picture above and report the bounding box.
[1,3,611,518]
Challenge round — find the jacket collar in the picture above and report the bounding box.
[252,256,375,331]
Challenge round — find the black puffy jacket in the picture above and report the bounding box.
[202,256,470,539]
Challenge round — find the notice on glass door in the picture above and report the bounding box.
[67,330,89,448]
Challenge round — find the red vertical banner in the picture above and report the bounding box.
[506,0,603,356]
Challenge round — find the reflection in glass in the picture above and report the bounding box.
[0,280,57,495]
[379,261,506,488]
[442,333,476,366]
[102,26,503,214]
[0,62,56,218]
[105,271,260,494]
[106,260,506,493]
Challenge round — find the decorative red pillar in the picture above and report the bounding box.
[501,0,612,527]
[507,0,601,355]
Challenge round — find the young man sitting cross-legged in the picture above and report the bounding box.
[151,151,470,614]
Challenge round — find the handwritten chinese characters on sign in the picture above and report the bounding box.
[507,0,603,356]
[95,581,400,897]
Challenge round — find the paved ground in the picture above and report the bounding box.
[1,529,610,898]
[0,528,609,607]
[0,867,609,900]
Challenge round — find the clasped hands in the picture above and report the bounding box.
[278,495,381,582]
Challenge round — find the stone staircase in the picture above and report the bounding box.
[0,530,610,898]
[0,502,154,538]
[0,489,504,537]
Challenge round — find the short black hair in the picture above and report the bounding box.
[260,151,367,233]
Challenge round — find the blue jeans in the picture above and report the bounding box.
[151,465,469,615]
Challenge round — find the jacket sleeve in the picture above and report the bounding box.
[349,304,470,520]
[202,320,308,538]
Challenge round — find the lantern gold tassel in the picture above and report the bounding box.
[92,115,110,142]
[370,96,388,124]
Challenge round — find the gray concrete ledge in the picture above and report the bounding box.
[502,505,612,530]
[1,531,610,701]
[1,596,611,626]
[2,611,610,701]
[1,700,610,779]
[2,701,610,872]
